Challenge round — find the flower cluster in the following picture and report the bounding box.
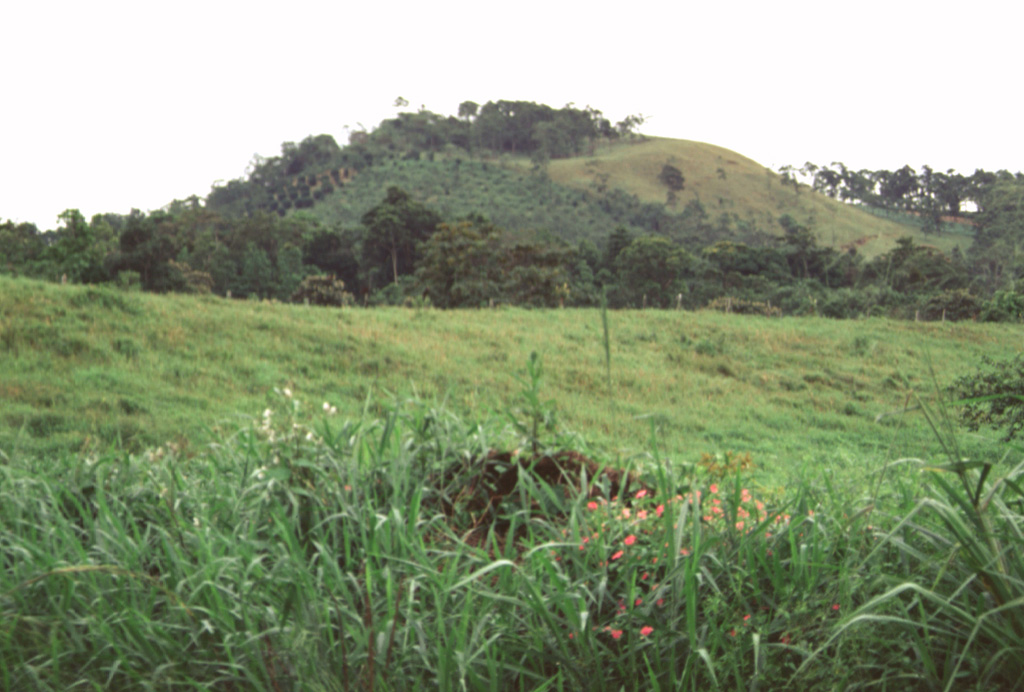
[560,477,795,645]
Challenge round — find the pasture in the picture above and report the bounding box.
[2,275,1023,690]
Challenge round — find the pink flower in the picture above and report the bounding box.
[636,509,648,520]
[587,501,599,511]
[634,598,643,607]
[635,489,648,499]
[611,629,623,639]
[624,534,637,546]
[640,626,654,637]
[832,603,840,611]
[710,483,719,494]
[611,550,624,561]
[655,504,665,517]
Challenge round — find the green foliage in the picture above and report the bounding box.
[6,368,1024,688]
[414,218,504,307]
[951,354,1024,441]
[360,186,442,288]
[613,235,694,308]
[658,163,685,192]
[238,242,273,299]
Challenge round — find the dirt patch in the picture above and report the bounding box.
[432,449,649,552]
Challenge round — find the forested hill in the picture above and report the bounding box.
[199,103,972,261]
[3,99,1024,320]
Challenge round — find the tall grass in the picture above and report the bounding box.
[6,356,1021,690]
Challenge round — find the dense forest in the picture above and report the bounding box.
[3,99,1024,321]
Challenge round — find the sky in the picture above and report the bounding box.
[3,0,1021,230]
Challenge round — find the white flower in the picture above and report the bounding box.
[193,517,200,527]
[283,387,292,398]
[323,402,330,412]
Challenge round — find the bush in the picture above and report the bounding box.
[950,354,1024,440]
[705,296,781,317]
[919,288,982,321]
[289,274,353,306]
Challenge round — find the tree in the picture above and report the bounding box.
[275,242,305,300]
[415,218,504,307]
[458,100,479,121]
[360,187,442,287]
[238,242,273,298]
[46,210,114,283]
[302,227,361,294]
[659,164,685,207]
[602,227,634,273]
[0,220,45,275]
[659,164,685,192]
[969,180,1024,292]
[615,236,694,308]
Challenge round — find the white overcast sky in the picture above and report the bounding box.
[2,0,1020,230]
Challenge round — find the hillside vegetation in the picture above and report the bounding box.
[282,137,969,260]
[1,275,1016,475]
[543,137,971,258]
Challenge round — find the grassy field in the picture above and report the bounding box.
[1,275,1018,480]
[5,275,1024,690]
[540,137,972,259]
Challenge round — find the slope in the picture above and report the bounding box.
[1,275,1014,473]
[539,137,972,258]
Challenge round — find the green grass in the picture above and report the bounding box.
[4,363,1023,689]
[4,275,1024,689]
[2,275,1018,480]
[540,137,971,259]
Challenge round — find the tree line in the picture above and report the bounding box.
[202,101,645,219]
[780,162,1023,232]
[5,96,1024,321]
[4,177,1024,322]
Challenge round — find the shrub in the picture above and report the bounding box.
[950,354,1024,440]
[289,274,353,306]
[705,296,782,317]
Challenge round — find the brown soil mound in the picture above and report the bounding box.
[432,449,650,551]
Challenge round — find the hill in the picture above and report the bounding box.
[538,137,973,258]
[246,136,972,261]
[1,274,1015,474]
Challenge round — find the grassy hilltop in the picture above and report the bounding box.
[1,274,1014,476]
[543,137,972,258]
